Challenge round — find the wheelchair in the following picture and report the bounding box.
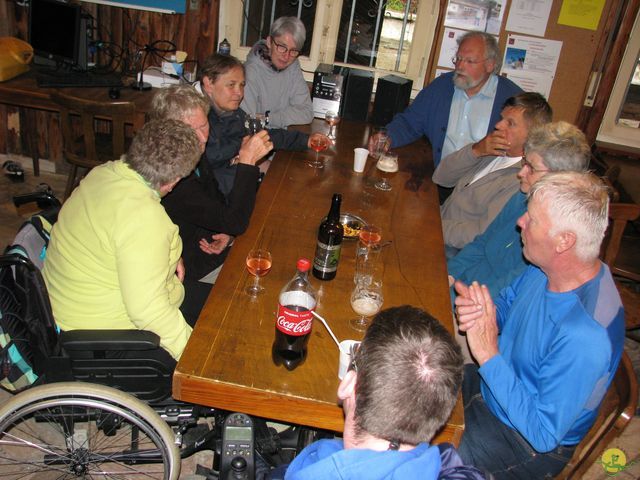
[0,190,324,479]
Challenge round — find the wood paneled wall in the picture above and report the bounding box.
[0,0,220,170]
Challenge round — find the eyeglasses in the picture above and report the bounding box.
[451,56,487,66]
[520,154,549,174]
[271,39,301,58]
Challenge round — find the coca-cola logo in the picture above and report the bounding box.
[277,316,312,335]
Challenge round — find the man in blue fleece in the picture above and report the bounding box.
[455,171,625,479]
[447,121,591,300]
[284,306,486,480]
[368,31,522,168]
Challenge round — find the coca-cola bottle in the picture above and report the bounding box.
[312,193,344,281]
[272,258,317,370]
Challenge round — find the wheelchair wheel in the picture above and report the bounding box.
[0,382,180,479]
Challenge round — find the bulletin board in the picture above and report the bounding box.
[426,0,619,124]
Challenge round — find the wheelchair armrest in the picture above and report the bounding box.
[60,329,161,351]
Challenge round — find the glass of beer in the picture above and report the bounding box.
[375,152,398,191]
[350,280,383,331]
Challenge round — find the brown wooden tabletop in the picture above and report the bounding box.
[173,119,463,445]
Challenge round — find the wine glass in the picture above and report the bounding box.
[375,152,399,191]
[245,113,266,135]
[308,135,330,168]
[245,249,272,296]
[350,280,383,332]
[325,111,340,140]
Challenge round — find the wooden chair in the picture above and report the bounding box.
[50,91,135,200]
[601,202,640,330]
[555,351,638,479]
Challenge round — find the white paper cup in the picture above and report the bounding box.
[339,340,361,379]
[353,148,369,173]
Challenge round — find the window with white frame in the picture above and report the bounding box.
[219,0,440,94]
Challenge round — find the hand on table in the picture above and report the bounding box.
[454,281,499,365]
[199,233,233,255]
[471,130,511,158]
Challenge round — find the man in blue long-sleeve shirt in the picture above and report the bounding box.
[454,171,625,479]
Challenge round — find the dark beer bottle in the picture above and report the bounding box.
[272,258,317,371]
[312,193,343,280]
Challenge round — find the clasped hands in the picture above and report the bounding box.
[454,280,500,365]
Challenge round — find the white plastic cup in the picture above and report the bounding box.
[353,148,369,173]
[339,340,361,379]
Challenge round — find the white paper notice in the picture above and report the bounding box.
[505,0,553,37]
[437,28,466,69]
[500,34,562,97]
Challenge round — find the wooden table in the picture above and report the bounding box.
[0,71,152,175]
[173,119,464,445]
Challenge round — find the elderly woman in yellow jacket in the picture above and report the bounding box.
[43,119,201,364]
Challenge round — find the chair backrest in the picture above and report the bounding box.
[602,202,640,282]
[555,351,638,479]
[50,91,135,167]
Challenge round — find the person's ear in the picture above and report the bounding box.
[338,369,357,402]
[485,59,496,74]
[555,231,576,254]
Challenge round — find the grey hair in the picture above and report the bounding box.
[270,16,306,50]
[457,31,501,73]
[353,306,463,445]
[528,171,609,261]
[125,119,200,190]
[524,121,591,172]
[149,84,210,122]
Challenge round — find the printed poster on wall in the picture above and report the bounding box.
[443,0,506,35]
[505,0,553,37]
[500,34,562,98]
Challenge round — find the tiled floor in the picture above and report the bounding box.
[0,160,638,478]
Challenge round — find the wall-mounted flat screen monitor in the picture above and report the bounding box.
[29,0,82,67]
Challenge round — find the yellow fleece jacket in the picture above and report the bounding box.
[43,160,192,360]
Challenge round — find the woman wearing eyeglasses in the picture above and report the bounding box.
[241,16,314,129]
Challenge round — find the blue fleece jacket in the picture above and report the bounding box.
[386,72,522,166]
[448,191,528,299]
[480,264,625,452]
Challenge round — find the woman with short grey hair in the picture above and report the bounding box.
[241,16,314,129]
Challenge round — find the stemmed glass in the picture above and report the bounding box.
[350,280,383,332]
[375,152,399,191]
[245,249,272,296]
[325,111,340,140]
[308,135,330,168]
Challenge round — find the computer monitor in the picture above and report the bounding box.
[29,0,83,69]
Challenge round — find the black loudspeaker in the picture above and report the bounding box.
[371,75,413,126]
[340,68,374,122]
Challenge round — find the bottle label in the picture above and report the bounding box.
[313,241,341,273]
[276,302,314,336]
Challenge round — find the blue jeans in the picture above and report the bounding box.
[458,364,575,479]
